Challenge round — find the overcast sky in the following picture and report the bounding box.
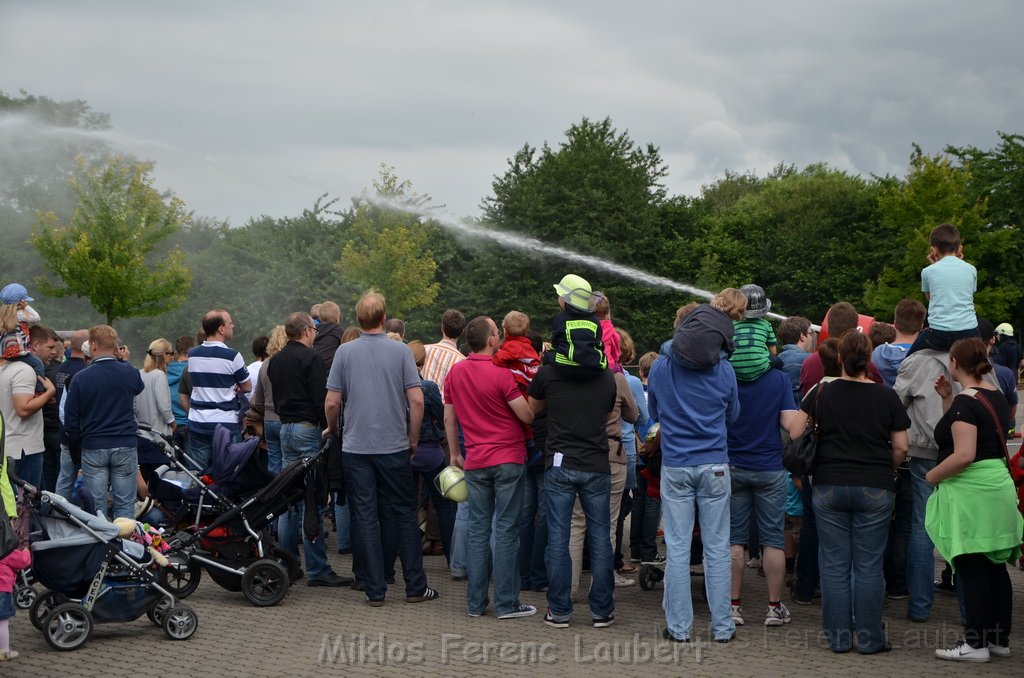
[2,0,1022,225]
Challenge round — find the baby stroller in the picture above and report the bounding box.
[28,491,198,651]
[635,424,706,597]
[142,426,325,606]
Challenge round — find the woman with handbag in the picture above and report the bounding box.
[926,338,1024,663]
[798,330,910,654]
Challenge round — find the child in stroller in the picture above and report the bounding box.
[28,490,198,651]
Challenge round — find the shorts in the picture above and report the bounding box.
[0,591,14,620]
[729,468,787,550]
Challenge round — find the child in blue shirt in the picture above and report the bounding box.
[908,223,979,354]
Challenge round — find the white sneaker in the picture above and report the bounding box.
[731,604,745,626]
[935,640,990,662]
[988,642,1011,658]
[614,573,635,587]
[764,603,792,626]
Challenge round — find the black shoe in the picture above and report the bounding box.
[351,580,366,591]
[662,628,689,643]
[592,615,614,628]
[714,632,736,644]
[308,572,352,587]
[406,586,440,603]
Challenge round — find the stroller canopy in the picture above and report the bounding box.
[32,491,120,551]
[210,424,264,490]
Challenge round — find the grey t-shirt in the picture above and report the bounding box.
[326,332,419,455]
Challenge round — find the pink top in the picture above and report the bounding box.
[600,319,621,371]
[444,354,526,470]
[0,547,31,593]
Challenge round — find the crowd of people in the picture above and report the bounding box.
[1,221,1023,664]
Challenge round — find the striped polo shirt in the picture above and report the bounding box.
[421,338,464,400]
[187,341,249,434]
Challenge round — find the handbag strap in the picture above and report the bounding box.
[962,387,1013,470]
[805,380,827,431]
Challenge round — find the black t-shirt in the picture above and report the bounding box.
[528,364,615,474]
[934,388,1011,465]
[801,379,911,491]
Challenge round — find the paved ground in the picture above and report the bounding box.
[10,434,1024,676]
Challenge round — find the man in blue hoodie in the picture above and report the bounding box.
[872,299,925,387]
[63,325,144,519]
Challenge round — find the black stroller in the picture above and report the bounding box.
[140,425,327,606]
[28,491,198,651]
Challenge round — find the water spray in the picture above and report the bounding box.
[364,196,794,324]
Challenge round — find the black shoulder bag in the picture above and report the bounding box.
[783,382,825,477]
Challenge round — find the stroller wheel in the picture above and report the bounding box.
[14,583,38,610]
[638,564,655,591]
[43,603,93,651]
[162,604,199,641]
[272,547,302,584]
[147,597,174,627]
[165,557,203,598]
[31,591,69,631]
[241,559,290,607]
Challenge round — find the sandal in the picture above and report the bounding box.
[617,564,638,574]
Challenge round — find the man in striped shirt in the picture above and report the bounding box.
[186,309,250,471]
[421,309,466,400]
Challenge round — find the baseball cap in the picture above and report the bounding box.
[0,283,33,305]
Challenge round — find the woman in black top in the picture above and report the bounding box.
[798,331,910,654]
[926,338,1022,663]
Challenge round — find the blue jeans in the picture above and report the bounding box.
[13,450,44,492]
[417,462,455,563]
[82,446,138,519]
[630,469,661,561]
[544,466,613,622]
[794,477,820,599]
[277,422,331,580]
[187,431,213,472]
[729,468,787,549]
[907,457,937,620]
[55,445,80,500]
[263,420,283,475]
[465,463,525,616]
[343,451,427,601]
[450,501,469,576]
[661,464,733,642]
[334,497,350,551]
[519,464,548,590]
[813,484,894,653]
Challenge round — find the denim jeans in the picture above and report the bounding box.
[907,457,937,620]
[343,450,427,601]
[519,464,548,590]
[417,462,455,563]
[570,462,625,596]
[630,469,660,561]
[334,496,350,551]
[661,464,734,642]
[883,466,912,595]
[263,420,283,475]
[82,446,138,519]
[277,422,331,580]
[13,450,44,492]
[55,445,80,500]
[187,431,213,472]
[465,463,525,616]
[794,476,820,599]
[729,467,787,550]
[544,466,613,622]
[813,484,894,653]
[451,501,470,576]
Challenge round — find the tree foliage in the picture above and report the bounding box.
[32,156,192,324]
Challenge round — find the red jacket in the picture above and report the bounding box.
[492,336,540,395]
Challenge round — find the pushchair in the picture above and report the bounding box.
[27,491,198,651]
[141,425,326,606]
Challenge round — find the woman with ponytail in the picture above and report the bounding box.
[135,338,175,437]
[926,338,1023,662]
[793,330,910,654]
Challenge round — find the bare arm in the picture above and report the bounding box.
[13,377,55,418]
[406,385,423,453]
[178,392,190,414]
[444,403,462,468]
[236,378,252,395]
[890,429,909,469]
[926,422,975,485]
[508,396,534,425]
[781,409,808,439]
[325,390,343,436]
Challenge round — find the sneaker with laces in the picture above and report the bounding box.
[935,640,990,662]
[731,604,745,626]
[543,610,569,629]
[592,615,614,628]
[987,643,1011,658]
[614,573,635,587]
[764,603,791,626]
[497,604,537,620]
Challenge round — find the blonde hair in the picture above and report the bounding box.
[711,288,747,321]
[386,331,403,342]
[0,305,18,333]
[89,325,119,352]
[143,338,173,373]
[674,302,700,329]
[266,325,287,356]
[408,340,426,369]
[502,310,530,337]
[355,290,386,330]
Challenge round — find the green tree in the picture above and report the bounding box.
[337,167,440,319]
[32,156,192,324]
